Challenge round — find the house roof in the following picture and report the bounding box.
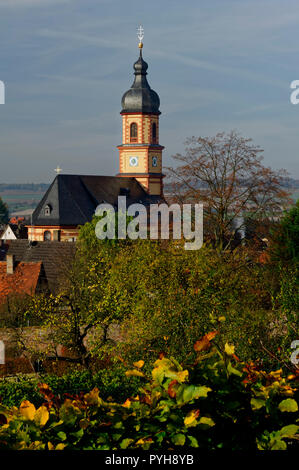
[0,224,28,240]
[6,240,76,293]
[0,261,42,303]
[31,174,161,227]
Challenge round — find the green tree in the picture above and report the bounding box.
[270,200,299,266]
[0,197,9,224]
[110,240,288,368]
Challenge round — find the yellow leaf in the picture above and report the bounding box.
[19,401,36,421]
[136,438,153,445]
[184,409,200,427]
[194,331,218,352]
[269,369,282,379]
[136,438,145,445]
[177,370,189,383]
[34,406,49,427]
[125,369,145,378]
[224,343,235,355]
[48,442,54,450]
[133,360,144,369]
[218,316,226,322]
[122,399,131,408]
[55,443,66,450]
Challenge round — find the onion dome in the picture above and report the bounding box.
[121,45,160,114]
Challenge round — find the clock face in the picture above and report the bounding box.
[152,156,158,167]
[129,156,139,167]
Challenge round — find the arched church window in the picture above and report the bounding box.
[152,122,157,143]
[130,123,138,142]
[44,230,52,242]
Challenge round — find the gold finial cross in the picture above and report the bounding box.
[137,25,144,48]
[54,166,62,174]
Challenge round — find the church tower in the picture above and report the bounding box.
[117,29,164,196]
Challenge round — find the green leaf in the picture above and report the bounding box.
[70,428,84,440]
[199,417,215,427]
[120,438,134,449]
[188,435,199,448]
[270,439,287,450]
[181,385,211,404]
[251,398,266,410]
[278,399,298,413]
[279,424,299,437]
[171,434,186,446]
[59,402,80,426]
[227,361,243,377]
[57,431,67,441]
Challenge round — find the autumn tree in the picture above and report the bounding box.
[18,221,130,368]
[166,131,291,247]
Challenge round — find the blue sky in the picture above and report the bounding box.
[0,0,299,182]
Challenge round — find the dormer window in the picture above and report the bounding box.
[130,123,138,142]
[44,204,52,216]
[152,122,157,143]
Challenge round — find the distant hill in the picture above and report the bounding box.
[0,183,49,192]
[0,183,49,214]
[164,177,299,192]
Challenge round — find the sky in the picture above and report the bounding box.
[0,0,299,183]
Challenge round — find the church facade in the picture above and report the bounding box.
[27,40,164,242]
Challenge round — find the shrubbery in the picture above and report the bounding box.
[0,368,143,408]
[0,333,298,451]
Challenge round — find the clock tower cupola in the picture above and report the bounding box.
[117,26,164,197]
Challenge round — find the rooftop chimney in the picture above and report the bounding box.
[6,254,15,275]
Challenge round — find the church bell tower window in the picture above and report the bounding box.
[130,122,138,142]
[152,122,157,143]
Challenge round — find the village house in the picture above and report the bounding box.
[1,240,76,298]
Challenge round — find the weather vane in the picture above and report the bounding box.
[54,166,62,175]
[137,25,144,48]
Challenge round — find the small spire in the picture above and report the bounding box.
[137,24,144,50]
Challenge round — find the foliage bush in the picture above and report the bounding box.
[0,367,143,408]
[108,241,297,369]
[270,199,299,266]
[0,333,298,451]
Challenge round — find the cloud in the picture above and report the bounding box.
[38,28,129,51]
[1,0,299,181]
[0,0,70,7]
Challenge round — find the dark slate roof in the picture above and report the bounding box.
[31,174,161,227]
[121,49,160,114]
[7,240,76,293]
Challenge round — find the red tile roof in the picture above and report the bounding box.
[0,261,42,303]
